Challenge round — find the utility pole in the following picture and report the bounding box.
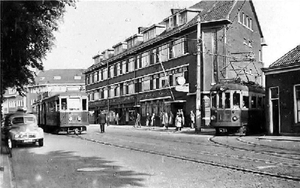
[195,13,202,133]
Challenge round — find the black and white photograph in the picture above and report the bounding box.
[1,0,300,187]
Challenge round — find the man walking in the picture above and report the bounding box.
[99,111,106,133]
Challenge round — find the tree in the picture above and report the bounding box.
[1,0,76,95]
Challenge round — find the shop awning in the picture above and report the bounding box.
[139,96,171,102]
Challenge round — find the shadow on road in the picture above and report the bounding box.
[12,148,150,188]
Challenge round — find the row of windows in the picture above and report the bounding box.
[211,91,264,109]
[88,67,188,101]
[39,76,82,81]
[238,11,253,30]
[44,97,88,112]
[86,37,188,85]
[8,100,24,108]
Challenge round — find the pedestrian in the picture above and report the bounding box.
[115,113,119,125]
[145,113,150,126]
[150,113,156,127]
[98,111,106,133]
[190,110,195,129]
[135,112,141,128]
[125,111,129,125]
[175,112,184,131]
[162,111,169,129]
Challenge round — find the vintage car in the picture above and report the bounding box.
[2,112,44,147]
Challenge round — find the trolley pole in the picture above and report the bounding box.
[195,13,202,133]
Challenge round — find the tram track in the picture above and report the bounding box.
[68,134,300,182]
[209,136,300,162]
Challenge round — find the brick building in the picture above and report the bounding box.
[263,45,300,135]
[84,0,265,126]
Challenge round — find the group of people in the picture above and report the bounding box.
[99,109,196,133]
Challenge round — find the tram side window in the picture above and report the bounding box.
[82,99,87,111]
[61,98,67,110]
[251,96,257,109]
[218,93,223,108]
[211,93,217,108]
[242,96,249,108]
[258,97,263,108]
[56,99,60,111]
[225,93,230,108]
[233,92,240,108]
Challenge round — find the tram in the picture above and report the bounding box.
[210,81,265,135]
[37,92,89,134]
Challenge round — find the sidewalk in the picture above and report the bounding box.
[0,141,13,188]
[257,135,300,142]
[93,124,300,142]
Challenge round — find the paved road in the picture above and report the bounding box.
[6,125,300,188]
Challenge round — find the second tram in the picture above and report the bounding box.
[210,82,265,135]
[37,92,89,134]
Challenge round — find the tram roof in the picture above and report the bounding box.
[210,82,265,93]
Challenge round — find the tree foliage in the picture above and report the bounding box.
[1,0,76,95]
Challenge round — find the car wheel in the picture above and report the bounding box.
[38,139,44,147]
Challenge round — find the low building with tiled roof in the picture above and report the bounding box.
[85,0,266,129]
[262,45,300,135]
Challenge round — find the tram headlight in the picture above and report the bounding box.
[232,116,238,121]
[211,115,216,121]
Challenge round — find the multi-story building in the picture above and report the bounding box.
[84,0,265,126]
[2,69,85,114]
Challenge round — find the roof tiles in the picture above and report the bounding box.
[269,45,300,68]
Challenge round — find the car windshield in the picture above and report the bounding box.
[12,116,36,125]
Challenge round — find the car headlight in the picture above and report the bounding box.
[211,115,216,121]
[232,116,238,121]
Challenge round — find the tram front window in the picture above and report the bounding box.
[69,98,80,111]
[61,98,67,110]
[225,93,230,108]
[218,93,223,108]
[233,92,240,109]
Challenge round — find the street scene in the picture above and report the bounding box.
[1,0,300,188]
[3,125,300,188]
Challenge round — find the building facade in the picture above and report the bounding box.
[263,45,300,135]
[85,0,265,126]
[2,69,85,115]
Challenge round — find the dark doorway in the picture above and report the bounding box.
[271,99,280,135]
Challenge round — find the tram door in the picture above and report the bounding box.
[270,87,280,135]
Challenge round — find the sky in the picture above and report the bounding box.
[43,0,300,70]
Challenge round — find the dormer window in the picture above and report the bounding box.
[142,24,165,42]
